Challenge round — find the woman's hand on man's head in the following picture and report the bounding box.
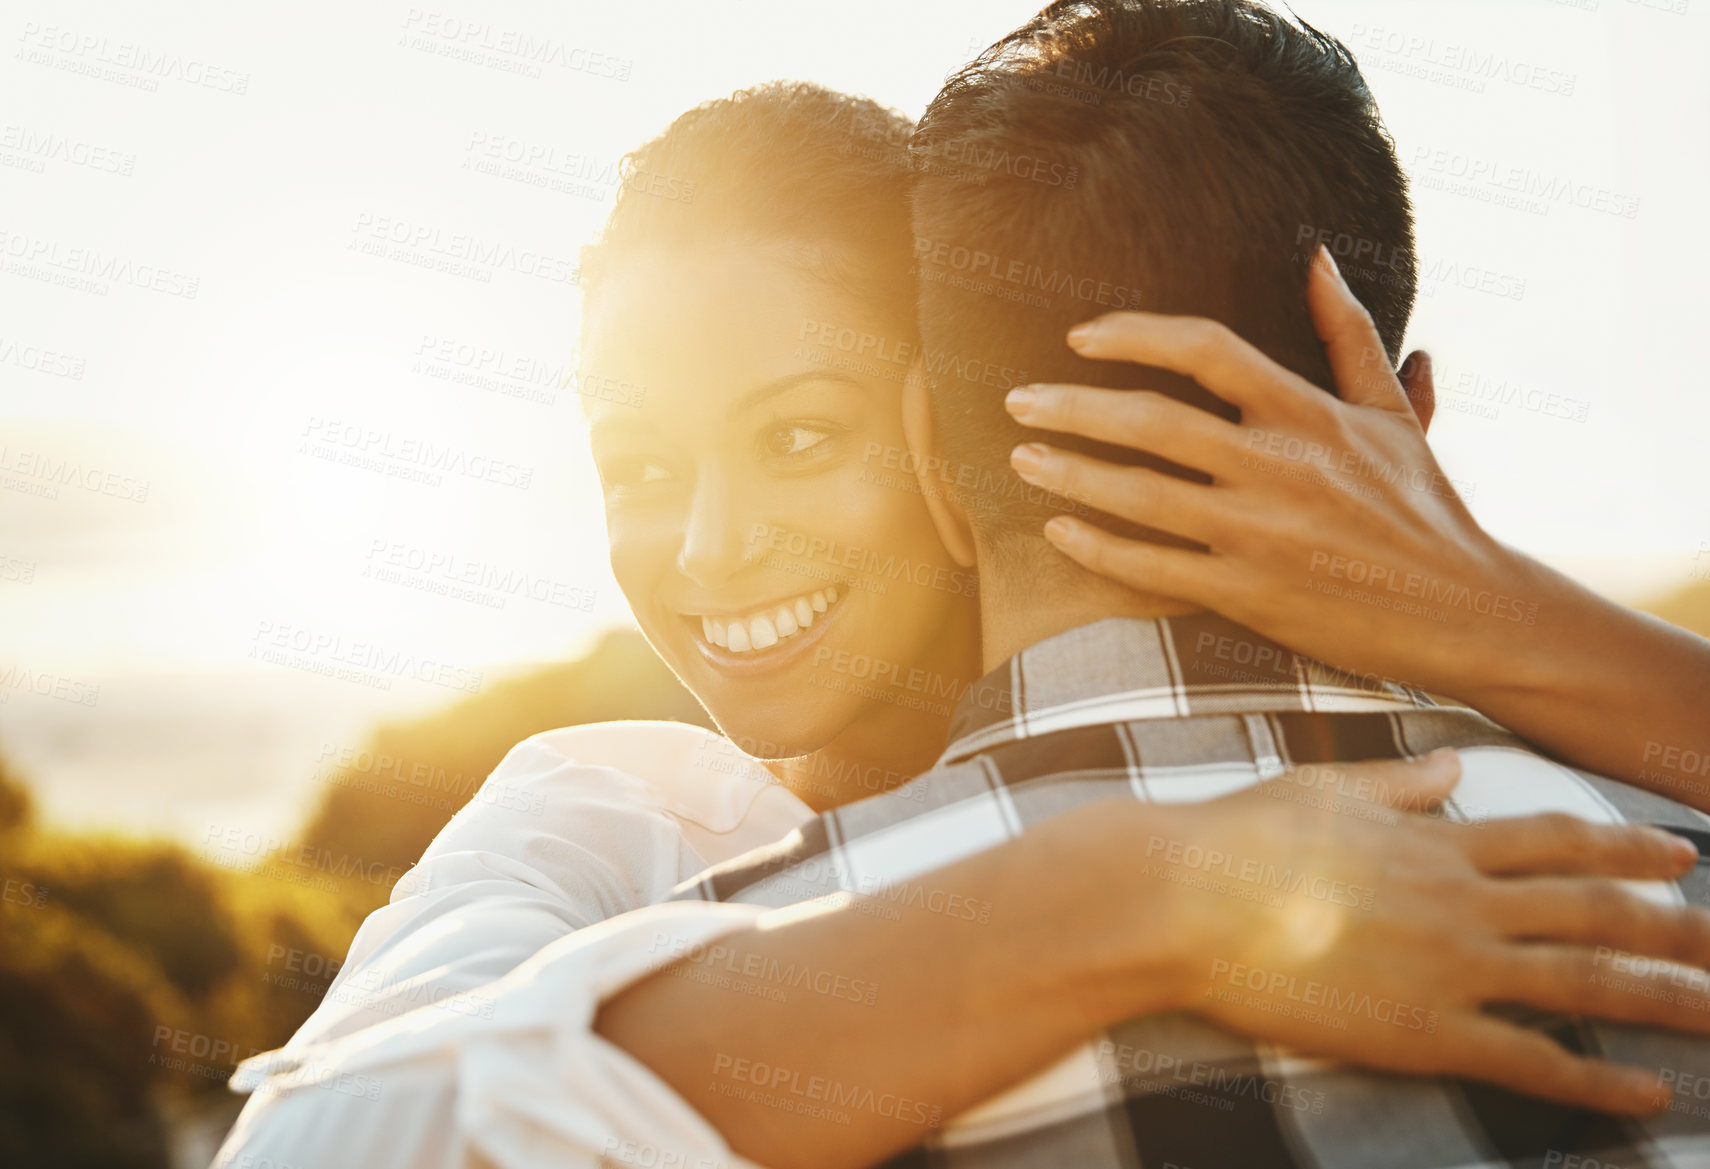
[1001,245,1515,701]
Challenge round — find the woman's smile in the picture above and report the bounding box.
[680,584,845,677]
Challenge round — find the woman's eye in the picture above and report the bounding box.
[761,425,834,460]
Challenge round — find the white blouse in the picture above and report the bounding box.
[215,720,816,1169]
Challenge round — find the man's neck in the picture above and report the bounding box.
[978,557,1205,673]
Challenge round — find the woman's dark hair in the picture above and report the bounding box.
[579,81,919,319]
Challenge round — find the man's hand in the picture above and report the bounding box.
[1120,749,1709,1114]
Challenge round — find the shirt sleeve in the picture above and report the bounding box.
[284,733,710,1047]
[215,902,771,1169]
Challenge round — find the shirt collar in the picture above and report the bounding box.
[942,613,1433,765]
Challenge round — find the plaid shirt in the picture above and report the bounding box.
[674,614,1710,1169]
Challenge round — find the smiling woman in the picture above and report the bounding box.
[576,84,982,805]
[582,244,980,800]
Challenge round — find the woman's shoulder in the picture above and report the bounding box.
[517,719,730,770]
[498,720,813,848]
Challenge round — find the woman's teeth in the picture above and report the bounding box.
[700,588,839,654]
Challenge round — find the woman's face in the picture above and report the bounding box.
[581,243,977,758]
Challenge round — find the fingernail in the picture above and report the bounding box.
[1005,386,1037,418]
[1650,826,1700,865]
[1621,1070,1669,1110]
[1317,243,1346,284]
[1011,443,1047,478]
[1422,747,1458,770]
[1044,516,1077,545]
[1066,321,1097,348]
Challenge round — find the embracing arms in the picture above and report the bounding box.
[597,754,1710,1169]
[1004,248,1710,806]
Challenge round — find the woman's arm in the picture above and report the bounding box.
[1003,247,1710,806]
[597,753,1710,1169]
[272,726,752,1052]
[1454,553,1710,803]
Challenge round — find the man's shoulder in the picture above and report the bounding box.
[695,702,1709,906]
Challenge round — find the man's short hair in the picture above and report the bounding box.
[910,0,1417,558]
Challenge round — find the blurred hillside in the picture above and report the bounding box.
[0,628,708,1169]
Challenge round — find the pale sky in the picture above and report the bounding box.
[3,0,1707,717]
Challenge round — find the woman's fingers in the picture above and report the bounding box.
[1441,1018,1670,1115]
[1485,880,1710,966]
[1010,444,1224,539]
[1488,944,1710,1033]
[1039,515,1227,604]
[1265,750,1462,814]
[1306,246,1416,416]
[1398,349,1435,428]
[1003,384,1246,477]
[1063,310,1325,420]
[1459,813,1700,878]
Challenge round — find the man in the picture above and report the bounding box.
[646,1,1710,1166]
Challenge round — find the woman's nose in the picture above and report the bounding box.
[675,472,752,589]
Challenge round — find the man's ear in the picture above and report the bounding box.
[1399,349,1435,434]
[901,370,978,569]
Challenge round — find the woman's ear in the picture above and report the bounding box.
[901,369,978,569]
[1399,349,1435,433]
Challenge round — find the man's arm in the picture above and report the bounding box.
[598,753,1710,1169]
